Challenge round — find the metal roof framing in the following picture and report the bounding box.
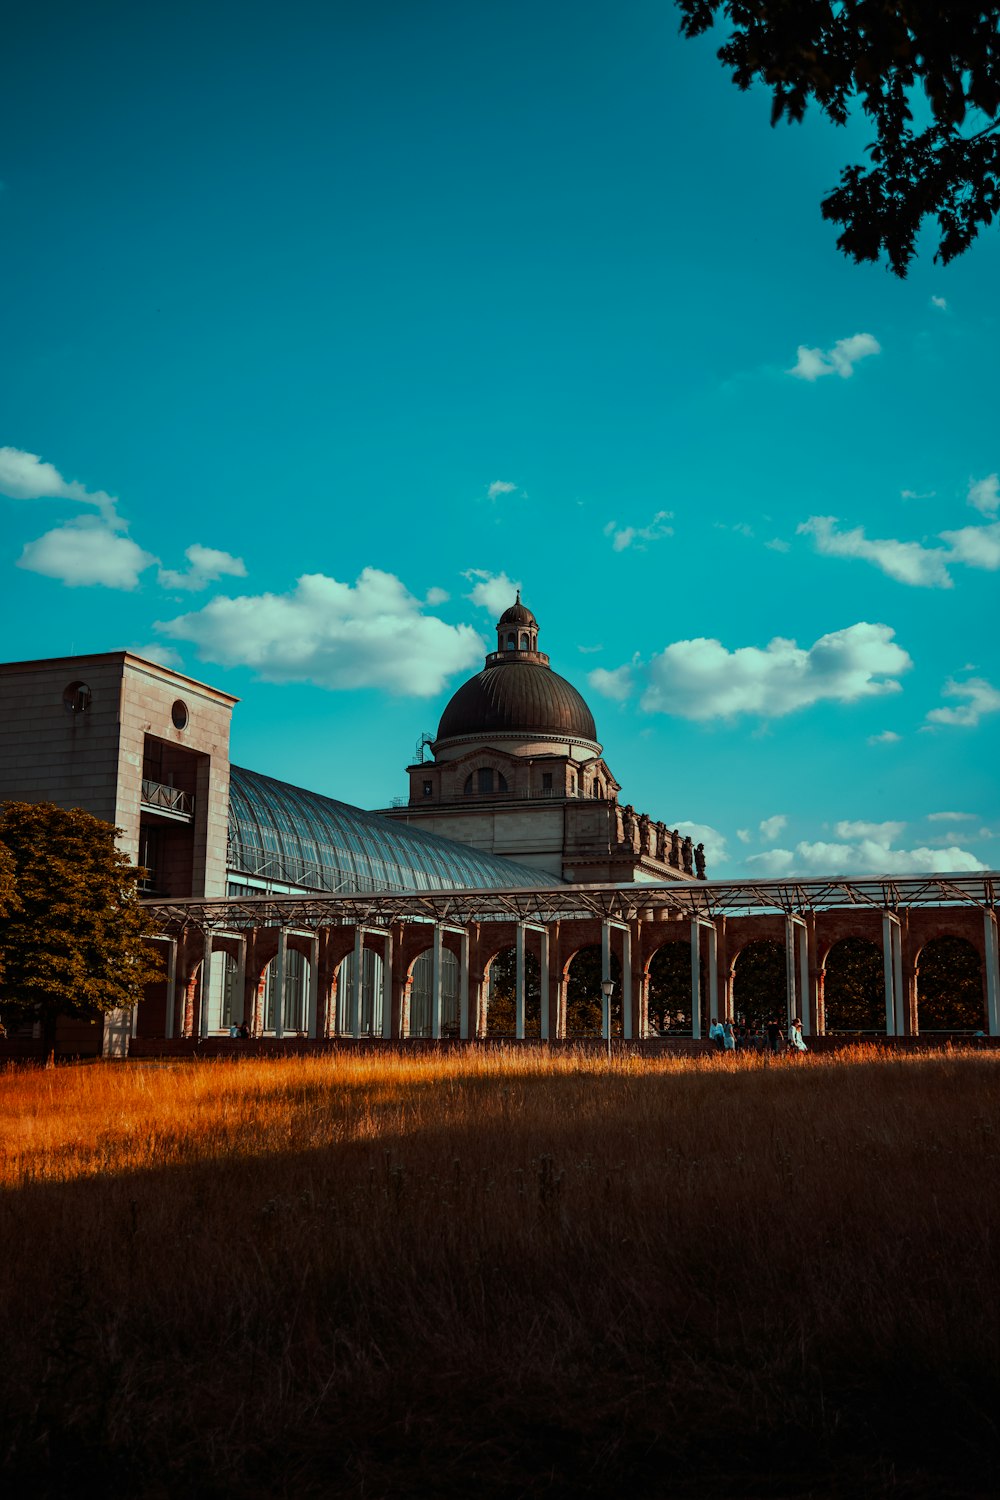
[143,870,1000,935]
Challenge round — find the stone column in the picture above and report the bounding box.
[690,921,701,1039]
[351,926,364,1040]
[430,925,443,1040]
[458,929,470,1041]
[164,938,178,1039]
[601,920,613,1041]
[882,914,896,1037]
[538,927,551,1041]
[984,909,1000,1037]
[382,931,395,1040]
[307,933,320,1039]
[515,923,526,1040]
[621,924,633,1041]
[273,928,287,1039]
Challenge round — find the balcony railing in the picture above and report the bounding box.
[140,779,195,820]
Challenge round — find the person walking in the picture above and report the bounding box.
[788,1016,808,1054]
[722,1020,736,1053]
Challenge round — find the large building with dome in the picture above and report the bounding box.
[380,593,702,884]
[4,601,993,1057]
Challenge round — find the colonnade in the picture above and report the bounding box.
[142,903,1000,1042]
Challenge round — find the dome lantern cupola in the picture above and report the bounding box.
[496,590,539,656]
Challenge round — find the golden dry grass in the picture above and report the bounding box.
[1,1045,998,1498]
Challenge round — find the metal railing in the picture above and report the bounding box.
[141,779,194,818]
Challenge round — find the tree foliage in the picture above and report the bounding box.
[486,948,541,1037]
[566,947,622,1036]
[732,939,786,1026]
[917,935,983,1029]
[676,1,1000,274]
[0,802,162,1051]
[824,937,885,1030]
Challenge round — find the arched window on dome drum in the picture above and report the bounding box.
[464,768,508,795]
[506,632,516,649]
[519,632,529,650]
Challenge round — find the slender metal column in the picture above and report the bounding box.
[200,933,212,1038]
[164,939,177,1038]
[706,922,718,1027]
[784,917,797,1029]
[382,931,394,1040]
[307,934,320,1038]
[892,921,906,1035]
[515,923,526,1040]
[274,928,287,1038]
[882,914,896,1036]
[431,925,444,1040]
[539,927,550,1041]
[690,920,701,1039]
[352,926,364,1039]
[798,924,810,1035]
[458,929,470,1040]
[234,937,247,1028]
[621,925,633,1041]
[602,920,612,1040]
[983,910,999,1037]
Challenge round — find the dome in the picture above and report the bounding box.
[437,661,598,744]
[498,590,537,627]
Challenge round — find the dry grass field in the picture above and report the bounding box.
[1,1046,997,1498]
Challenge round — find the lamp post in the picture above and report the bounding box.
[601,977,615,1065]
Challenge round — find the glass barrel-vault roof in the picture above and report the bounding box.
[227,765,563,894]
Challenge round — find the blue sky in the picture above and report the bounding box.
[2,0,996,877]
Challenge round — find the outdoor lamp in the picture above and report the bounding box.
[601,978,615,1062]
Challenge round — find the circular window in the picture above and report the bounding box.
[63,681,92,714]
[171,699,189,730]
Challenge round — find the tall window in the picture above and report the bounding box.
[520,632,529,649]
[542,772,552,791]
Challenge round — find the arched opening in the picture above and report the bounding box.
[917,936,984,1031]
[519,632,529,650]
[506,632,516,649]
[408,947,459,1037]
[262,947,310,1034]
[732,940,785,1031]
[206,947,240,1032]
[647,941,703,1036]
[484,947,541,1037]
[565,946,622,1037]
[464,768,509,796]
[824,937,884,1031]
[336,946,385,1037]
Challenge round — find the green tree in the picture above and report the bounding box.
[485,948,541,1037]
[565,947,622,1036]
[732,939,786,1027]
[0,802,161,1055]
[676,2,1000,274]
[824,938,885,1030]
[917,935,983,1029]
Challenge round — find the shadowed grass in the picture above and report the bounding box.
[1,1046,997,1497]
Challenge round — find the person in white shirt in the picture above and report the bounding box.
[708,1017,725,1050]
[788,1017,808,1053]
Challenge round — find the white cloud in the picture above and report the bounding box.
[158,568,484,697]
[588,665,634,702]
[925,676,1000,728]
[765,538,790,552]
[674,821,728,870]
[577,643,603,655]
[158,543,247,593]
[736,828,752,844]
[747,839,985,877]
[968,474,1000,516]
[834,819,907,843]
[927,811,976,822]
[425,586,450,606]
[867,730,901,745]
[18,517,156,590]
[901,488,935,500]
[487,480,518,500]
[603,510,673,552]
[0,445,117,521]
[463,569,522,616]
[941,521,1000,571]
[620,622,910,722]
[759,814,787,842]
[133,641,183,668]
[930,295,948,310]
[798,515,952,588]
[789,332,881,381]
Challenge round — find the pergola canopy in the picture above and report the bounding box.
[144,870,1000,935]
